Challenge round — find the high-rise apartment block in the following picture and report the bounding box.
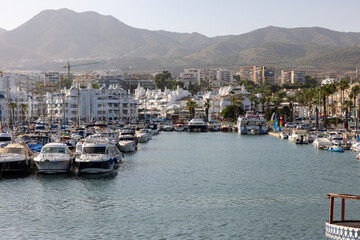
[281,70,305,84]
[239,66,274,85]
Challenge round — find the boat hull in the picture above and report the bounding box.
[238,127,267,135]
[75,160,114,174]
[0,160,32,173]
[188,125,207,132]
[34,160,71,174]
[118,142,136,152]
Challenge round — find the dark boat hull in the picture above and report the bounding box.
[0,160,32,173]
[74,160,114,174]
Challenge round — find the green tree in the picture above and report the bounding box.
[350,85,360,127]
[203,98,211,122]
[154,71,172,91]
[304,75,318,88]
[259,96,267,113]
[221,105,236,121]
[343,100,352,130]
[20,103,27,122]
[286,95,296,122]
[188,82,201,95]
[337,79,350,116]
[8,102,17,129]
[248,95,258,111]
[321,84,333,128]
[57,77,72,89]
[327,83,337,116]
[186,99,197,119]
[91,83,99,89]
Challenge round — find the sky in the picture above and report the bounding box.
[2,0,360,37]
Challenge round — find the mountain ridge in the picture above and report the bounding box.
[1,8,360,72]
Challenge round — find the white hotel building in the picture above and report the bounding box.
[46,84,138,123]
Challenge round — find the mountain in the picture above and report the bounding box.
[1,9,360,71]
[185,26,360,64]
[0,8,215,63]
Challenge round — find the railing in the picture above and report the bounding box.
[327,193,360,224]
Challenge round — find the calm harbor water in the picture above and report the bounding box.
[1,132,360,239]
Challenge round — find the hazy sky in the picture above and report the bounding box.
[2,0,360,37]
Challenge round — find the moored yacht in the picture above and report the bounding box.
[236,111,267,135]
[0,143,33,173]
[118,133,137,152]
[187,118,207,132]
[288,130,309,144]
[75,136,116,174]
[312,135,332,149]
[135,129,151,143]
[34,143,73,174]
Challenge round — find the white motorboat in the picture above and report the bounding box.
[75,136,119,174]
[279,132,289,139]
[135,129,151,143]
[163,123,174,132]
[0,143,33,173]
[34,143,73,174]
[146,123,160,135]
[188,118,207,132]
[312,135,332,149]
[288,130,309,144]
[174,123,185,132]
[236,111,267,135]
[118,133,137,152]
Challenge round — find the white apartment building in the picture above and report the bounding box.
[46,84,138,124]
[135,84,191,118]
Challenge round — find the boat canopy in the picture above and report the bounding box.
[0,143,33,155]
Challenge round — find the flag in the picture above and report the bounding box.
[279,114,283,131]
[274,113,277,132]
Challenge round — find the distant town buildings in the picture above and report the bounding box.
[239,66,275,85]
[280,70,305,84]
[44,72,60,85]
[216,69,234,83]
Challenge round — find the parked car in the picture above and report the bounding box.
[285,122,297,128]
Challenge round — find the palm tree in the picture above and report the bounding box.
[343,100,352,131]
[20,103,27,123]
[203,98,211,122]
[259,96,267,114]
[186,99,197,119]
[286,95,296,122]
[327,83,337,116]
[321,84,333,128]
[265,96,272,121]
[248,95,258,111]
[350,85,360,129]
[8,102,17,129]
[337,79,350,116]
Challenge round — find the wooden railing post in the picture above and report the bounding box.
[341,198,345,221]
[329,196,334,224]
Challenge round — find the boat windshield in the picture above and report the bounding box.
[83,147,106,154]
[247,121,257,126]
[42,147,66,154]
